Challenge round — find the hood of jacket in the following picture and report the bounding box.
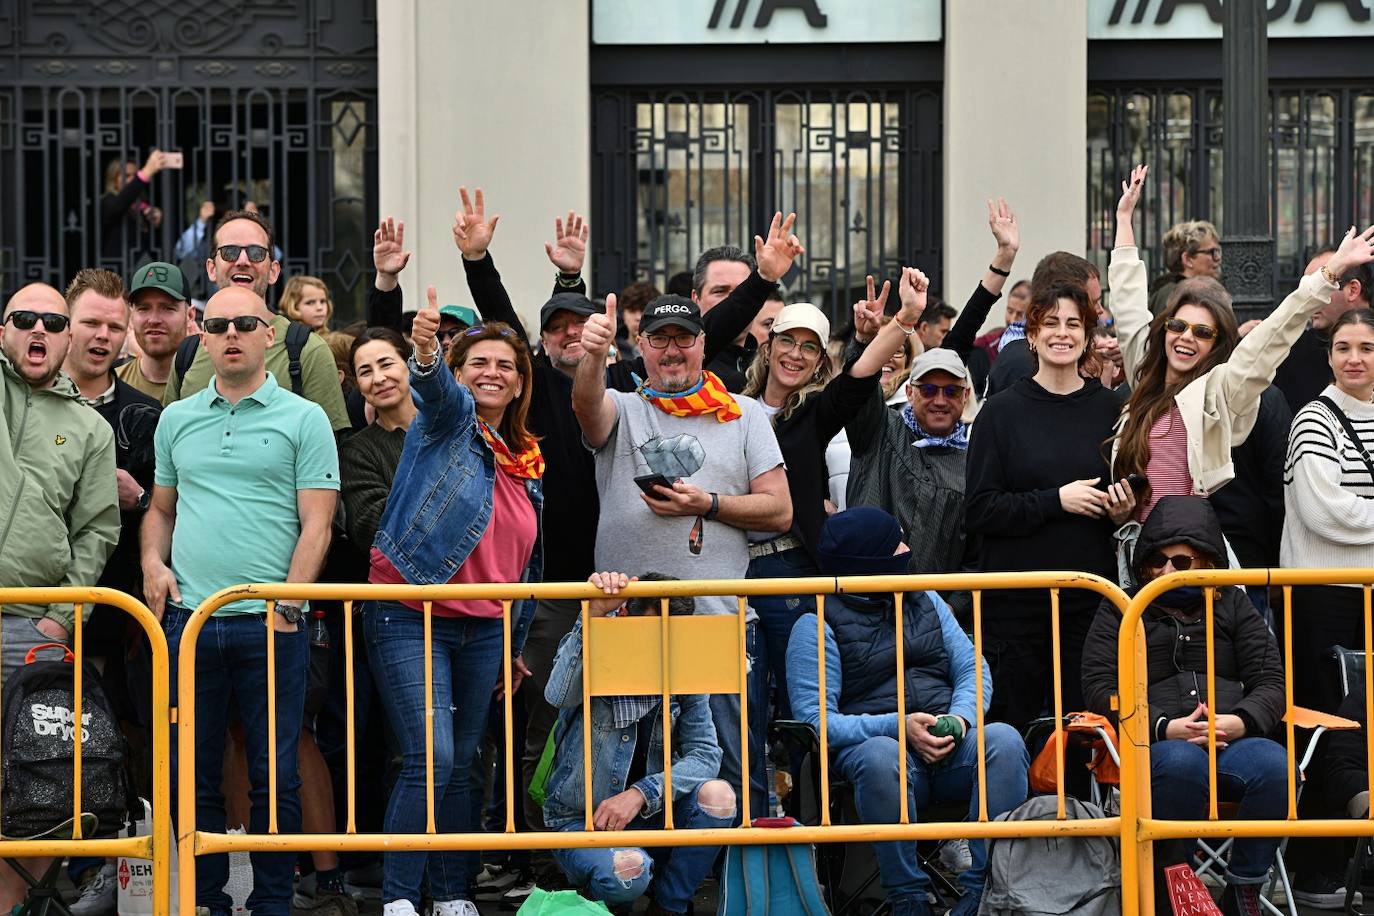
[1133,495,1227,582]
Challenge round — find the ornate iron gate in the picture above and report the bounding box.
[1087,83,1374,305]
[0,2,377,321]
[592,86,942,323]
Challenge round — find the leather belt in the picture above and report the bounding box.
[748,534,803,560]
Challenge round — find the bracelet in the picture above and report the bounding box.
[988,263,1011,277]
[894,318,918,336]
[1320,264,1342,288]
[556,272,582,288]
[705,492,720,521]
[415,347,440,368]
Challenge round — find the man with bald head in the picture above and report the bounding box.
[0,282,119,912]
[142,285,339,916]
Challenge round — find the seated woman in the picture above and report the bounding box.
[1082,495,1287,916]
[541,572,735,916]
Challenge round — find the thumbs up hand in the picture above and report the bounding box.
[580,292,617,360]
[412,285,442,361]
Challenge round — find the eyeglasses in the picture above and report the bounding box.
[1143,552,1203,572]
[215,244,270,263]
[912,382,966,399]
[202,315,270,334]
[1164,317,1219,341]
[642,332,699,350]
[772,332,823,358]
[3,310,70,332]
[1193,247,1222,261]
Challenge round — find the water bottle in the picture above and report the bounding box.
[309,608,330,649]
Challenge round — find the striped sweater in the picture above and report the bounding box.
[1280,384,1374,576]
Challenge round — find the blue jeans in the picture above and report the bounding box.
[553,787,733,910]
[708,619,769,820]
[1150,737,1288,883]
[164,608,308,916]
[835,723,1029,901]
[747,545,818,721]
[363,602,503,906]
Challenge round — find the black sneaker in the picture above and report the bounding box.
[1220,883,1262,916]
[1292,870,1362,910]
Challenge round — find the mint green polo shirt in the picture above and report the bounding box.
[154,373,340,615]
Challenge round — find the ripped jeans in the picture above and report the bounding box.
[552,782,735,911]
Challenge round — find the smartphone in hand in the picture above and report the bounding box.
[163,151,184,169]
[634,473,677,501]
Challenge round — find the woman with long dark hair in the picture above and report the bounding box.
[364,290,543,916]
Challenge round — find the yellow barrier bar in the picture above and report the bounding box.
[423,599,435,834]
[72,601,84,839]
[1365,586,1373,823]
[1138,817,1374,841]
[581,598,593,832]
[266,600,279,835]
[1204,586,1217,821]
[894,591,908,825]
[661,596,674,830]
[816,592,831,827]
[1049,588,1065,821]
[344,599,357,834]
[502,599,515,834]
[736,595,751,826]
[973,589,987,823]
[1283,585,1297,820]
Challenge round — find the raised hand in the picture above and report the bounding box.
[1115,164,1148,249]
[896,267,928,326]
[852,274,889,343]
[545,211,590,275]
[452,186,500,260]
[988,197,1019,256]
[373,217,412,277]
[754,212,805,282]
[412,285,442,359]
[580,292,617,359]
[140,149,166,178]
[1326,224,1374,278]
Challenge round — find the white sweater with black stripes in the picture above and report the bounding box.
[1281,384,1374,576]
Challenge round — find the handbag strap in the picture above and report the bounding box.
[1318,395,1374,483]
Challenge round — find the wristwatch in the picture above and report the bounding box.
[274,602,304,625]
[135,487,151,511]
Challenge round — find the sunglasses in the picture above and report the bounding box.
[913,383,965,399]
[1164,317,1218,341]
[459,325,513,338]
[642,332,699,350]
[1143,552,1204,572]
[772,332,823,358]
[202,315,270,334]
[215,244,271,263]
[3,310,70,333]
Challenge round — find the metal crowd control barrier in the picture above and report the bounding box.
[177,573,1128,916]
[0,587,171,916]
[1117,568,1374,916]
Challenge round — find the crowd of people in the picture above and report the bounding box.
[5,163,1374,916]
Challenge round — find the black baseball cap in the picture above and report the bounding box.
[539,292,599,331]
[129,261,188,301]
[639,294,703,336]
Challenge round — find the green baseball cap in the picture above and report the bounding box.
[439,304,482,328]
[129,261,188,301]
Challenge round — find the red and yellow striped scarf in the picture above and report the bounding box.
[478,421,544,480]
[635,370,742,423]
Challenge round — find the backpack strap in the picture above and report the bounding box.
[173,334,200,390]
[1318,395,1374,483]
[284,320,312,397]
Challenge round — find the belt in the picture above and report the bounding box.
[748,534,803,560]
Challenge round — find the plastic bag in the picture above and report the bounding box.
[516,887,612,914]
[116,798,179,916]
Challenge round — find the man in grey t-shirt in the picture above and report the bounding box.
[573,292,791,819]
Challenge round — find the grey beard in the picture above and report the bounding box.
[550,351,582,371]
[651,371,699,394]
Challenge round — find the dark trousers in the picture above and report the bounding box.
[984,610,1092,733]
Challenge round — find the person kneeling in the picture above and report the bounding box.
[542,572,735,916]
[786,508,1030,916]
[1082,496,1288,916]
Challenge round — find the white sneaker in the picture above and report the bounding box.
[938,838,973,874]
[69,863,116,916]
[432,901,479,916]
[383,900,420,916]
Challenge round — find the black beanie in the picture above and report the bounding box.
[817,508,911,577]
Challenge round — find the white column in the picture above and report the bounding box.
[378,0,592,332]
[943,0,1086,329]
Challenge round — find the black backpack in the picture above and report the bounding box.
[174,319,312,396]
[1,643,129,838]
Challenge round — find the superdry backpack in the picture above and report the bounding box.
[1,642,129,838]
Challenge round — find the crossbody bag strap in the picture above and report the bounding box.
[1318,395,1374,482]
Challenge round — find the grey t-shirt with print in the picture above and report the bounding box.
[591,389,785,617]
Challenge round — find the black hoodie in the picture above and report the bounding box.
[1080,496,1286,742]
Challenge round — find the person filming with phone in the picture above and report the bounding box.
[572,291,791,820]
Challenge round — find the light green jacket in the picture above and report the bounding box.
[0,351,119,629]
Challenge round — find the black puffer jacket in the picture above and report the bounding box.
[1081,496,1286,743]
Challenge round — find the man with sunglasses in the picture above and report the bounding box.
[161,209,349,433]
[142,285,338,916]
[0,283,119,674]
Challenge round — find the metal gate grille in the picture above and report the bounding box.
[593,87,941,323]
[1087,84,1374,303]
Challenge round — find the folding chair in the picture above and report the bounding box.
[1022,714,1121,813]
[0,813,98,916]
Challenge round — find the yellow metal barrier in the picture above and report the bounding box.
[1117,568,1374,916]
[0,587,171,916]
[176,573,1129,914]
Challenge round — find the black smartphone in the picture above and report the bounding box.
[1126,473,1149,495]
[634,473,676,501]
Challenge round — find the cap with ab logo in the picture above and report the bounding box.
[129,261,187,301]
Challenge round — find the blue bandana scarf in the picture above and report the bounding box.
[998,320,1026,351]
[902,403,969,450]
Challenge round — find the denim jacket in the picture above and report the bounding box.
[373,354,543,652]
[541,618,722,830]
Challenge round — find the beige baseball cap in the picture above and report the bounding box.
[771,303,831,343]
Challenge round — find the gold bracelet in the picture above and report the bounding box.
[1320,264,1341,287]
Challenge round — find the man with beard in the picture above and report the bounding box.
[117,261,191,401]
[161,209,349,432]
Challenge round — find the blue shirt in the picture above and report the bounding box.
[154,373,339,614]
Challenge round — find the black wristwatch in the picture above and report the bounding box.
[274,602,304,625]
[135,487,151,512]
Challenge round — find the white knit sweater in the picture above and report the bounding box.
[1280,384,1374,577]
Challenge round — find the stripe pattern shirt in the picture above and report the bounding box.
[1136,404,1194,523]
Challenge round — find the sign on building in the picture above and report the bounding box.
[593,0,942,44]
[1089,0,1374,38]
